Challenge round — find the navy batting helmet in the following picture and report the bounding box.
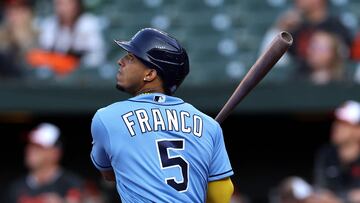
[115,28,189,95]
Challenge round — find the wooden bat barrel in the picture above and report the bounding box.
[215,31,293,124]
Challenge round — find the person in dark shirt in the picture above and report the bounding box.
[6,123,84,203]
[290,0,353,79]
[260,0,353,82]
[314,100,360,202]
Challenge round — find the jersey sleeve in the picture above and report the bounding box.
[208,123,233,182]
[90,111,113,171]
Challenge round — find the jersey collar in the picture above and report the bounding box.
[128,93,185,105]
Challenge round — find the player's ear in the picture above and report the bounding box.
[143,69,158,82]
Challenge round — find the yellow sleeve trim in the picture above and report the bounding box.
[206,178,234,203]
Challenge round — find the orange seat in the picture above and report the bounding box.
[26,49,80,75]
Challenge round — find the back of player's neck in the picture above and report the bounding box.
[136,87,165,95]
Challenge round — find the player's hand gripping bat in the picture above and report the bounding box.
[215,31,293,123]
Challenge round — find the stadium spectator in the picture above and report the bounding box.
[262,0,352,80]
[0,0,37,78]
[289,0,352,58]
[5,123,84,203]
[259,8,301,67]
[270,176,342,203]
[270,176,313,203]
[26,0,106,77]
[314,100,360,202]
[303,30,346,84]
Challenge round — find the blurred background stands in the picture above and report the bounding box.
[25,0,360,86]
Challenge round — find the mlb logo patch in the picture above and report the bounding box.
[154,95,166,103]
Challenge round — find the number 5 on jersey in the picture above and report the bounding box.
[156,139,189,192]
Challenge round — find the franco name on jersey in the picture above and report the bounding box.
[121,108,203,137]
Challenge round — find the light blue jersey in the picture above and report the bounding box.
[91,93,233,203]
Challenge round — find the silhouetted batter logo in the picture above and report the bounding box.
[154,95,166,103]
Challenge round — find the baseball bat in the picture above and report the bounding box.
[215,31,293,123]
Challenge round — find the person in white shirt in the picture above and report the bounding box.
[38,0,106,69]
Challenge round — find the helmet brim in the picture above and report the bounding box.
[114,40,148,62]
[115,39,160,71]
[114,40,133,53]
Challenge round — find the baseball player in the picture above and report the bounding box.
[90,28,234,203]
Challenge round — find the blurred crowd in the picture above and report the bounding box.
[0,0,360,84]
[0,0,106,80]
[2,122,119,203]
[258,0,360,198]
[261,0,360,85]
[268,100,360,203]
